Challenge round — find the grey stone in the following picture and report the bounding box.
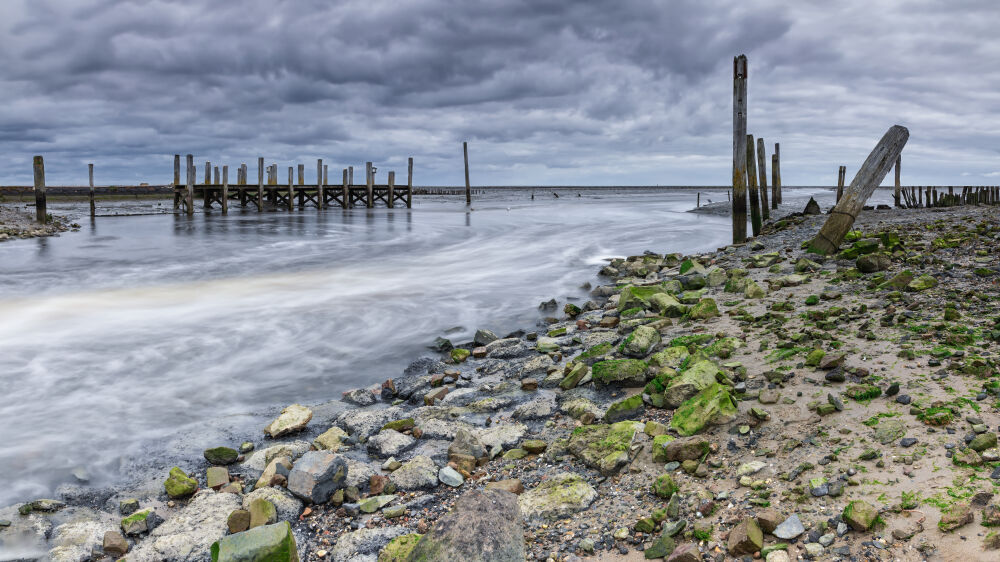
[242,486,303,523]
[343,388,377,406]
[407,489,525,562]
[328,526,411,562]
[773,514,805,539]
[439,466,465,487]
[127,490,240,561]
[286,451,348,504]
[366,429,416,458]
[388,455,438,491]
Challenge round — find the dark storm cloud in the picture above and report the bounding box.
[0,0,998,186]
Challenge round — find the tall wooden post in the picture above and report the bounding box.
[809,125,909,254]
[773,143,782,204]
[894,155,901,207]
[388,171,395,209]
[287,167,295,211]
[756,138,769,219]
[366,161,373,208]
[257,157,264,212]
[213,166,220,185]
[463,141,471,205]
[297,164,304,186]
[186,154,195,216]
[88,163,95,218]
[317,159,324,209]
[204,161,210,185]
[407,157,413,208]
[173,154,181,209]
[731,55,748,244]
[746,134,762,236]
[836,166,846,202]
[323,165,328,185]
[221,165,229,214]
[342,168,349,209]
[32,156,46,223]
[349,166,354,186]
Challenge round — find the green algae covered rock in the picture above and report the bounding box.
[688,298,719,320]
[650,346,689,369]
[649,293,688,317]
[907,274,938,292]
[451,348,471,362]
[378,533,422,562]
[670,383,737,437]
[619,285,667,311]
[164,467,198,499]
[604,395,644,424]
[744,280,766,299]
[663,360,723,408]
[878,270,914,291]
[567,421,640,476]
[842,500,879,531]
[652,474,678,499]
[805,348,825,367]
[621,325,661,358]
[703,337,743,359]
[211,521,299,562]
[204,447,239,466]
[592,359,648,386]
[519,472,598,520]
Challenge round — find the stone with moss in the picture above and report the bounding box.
[727,517,763,556]
[804,295,819,306]
[842,500,879,531]
[670,383,737,437]
[703,337,743,359]
[121,508,155,536]
[969,432,997,452]
[846,384,881,401]
[688,298,719,320]
[519,472,598,520]
[592,359,648,386]
[906,274,937,292]
[744,280,765,299]
[619,285,667,311]
[878,269,914,290]
[566,421,640,475]
[164,467,198,499]
[578,342,613,364]
[804,348,825,367]
[210,521,298,562]
[652,474,678,499]
[648,293,687,317]
[378,533,423,562]
[663,360,723,408]
[621,325,661,358]
[605,394,644,423]
[313,426,349,451]
[650,346,689,370]
[938,502,973,532]
[450,348,471,362]
[204,446,239,466]
[559,362,589,390]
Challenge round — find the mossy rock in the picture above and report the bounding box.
[592,359,649,386]
[906,274,937,292]
[620,325,661,358]
[744,280,766,299]
[378,533,423,562]
[211,521,298,562]
[668,334,713,351]
[204,447,239,466]
[578,342,614,363]
[687,298,719,320]
[918,407,954,426]
[164,467,198,499]
[670,382,737,436]
[450,348,471,362]
[650,346,689,369]
[703,337,743,359]
[652,474,678,499]
[663,359,723,408]
[605,394,645,423]
[643,369,677,396]
[878,270,914,291]
[804,348,825,367]
[846,384,881,401]
[649,293,688,317]
[619,285,667,311]
[842,500,879,531]
[381,418,415,432]
[650,434,677,463]
[567,421,640,476]
[559,362,589,390]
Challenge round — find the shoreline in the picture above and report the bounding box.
[2,202,999,561]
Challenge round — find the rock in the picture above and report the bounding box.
[874,419,906,444]
[207,466,230,489]
[121,508,158,536]
[857,253,891,273]
[650,293,688,317]
[664,360,722,407]
[378,533,423,561]
[241,440,311,476]
[773,514,805,539]
[513,398,553,420]
[360,495,396,514]
[120,498,140,515]
[286,451,347,504]
[591,359,648,386]
[103,530,129,556]
[519,472,598,520]
[653,474,678,499]
[475,423,527,454]
[842,500,878,531]
[47,518,105,562]
[474,329,498,346]
[818,353,845,370]
[654,436,709,462]
[129,489,241,561]
[667,543,700,562]
[264,404,313,438]
[255,456,293,489]
[485,479,524,494]
[670,382,737,436]
[744,280,766,299]
[343,387,377,406]
[210,521,299,562]
[164,467,198,499]
[737,461,766,477]
[622,325,661,357]
[688,298,719,320]
[604,394,644,423]
[248,498,277,529]
[204,446,240,465]
[567,421,639,475]
[938,501,973,532]
[803,197,820,214]
[328,526,411,562]
[756,509,783,534]
[906,274,937,292]
[644,534,676,558]
[367,429,416,458]
[727,517,763,556]
[970,432,998,452]
[313,427,349,451]
[439,466,465,487]
[449,428,488,466]
[430,337,454,352]
[228,509,251,533]
[406,489,524,562]
[389,455,438,491]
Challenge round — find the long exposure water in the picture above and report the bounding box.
[0,186,857,505]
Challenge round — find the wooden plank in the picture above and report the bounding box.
[32,155,46,223]
[746,133,761,236]
[809,125,909,254]
[222,165,229,214]
[407,157,413,208]
[88,163,95,218]
[388,171,395,209]
[731,55,748,244]
[186,154,195,215]
[756,138,769,219]
[464,141,471,205]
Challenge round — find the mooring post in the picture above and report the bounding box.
[366,161,374,208]
[771,154,778,209]
[287,167,295,211]
[173,155,181,209]
[463,141,471,205]
[746,134,762,237]
[809,125,909,254]
[88,163,96,218]
[323,165,328,186]
[774,143,782,205]
[342,168,349,209]
[731,55,748,244]
[756,138,769,219]
[186,154,195,216]
[221,165,229,214]
[918,184,923,207]
[257,157,264,212]
[203,161,209,185]
[893,155,901,207]
[213,166,219,185]
[349,166,354,187]
[407,157,414,209]
[297,164,304,186]
[697,192,700,208]
[836,165,846,202]
[32,155,46,223]
[388,171,395,209]
[317,159,325,210]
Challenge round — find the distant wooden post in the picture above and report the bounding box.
[366,161,373,208]
[287,167,295,211]
[186,154,195,216]
[836,165,846,202]
[731,55,748,244]
[773,143,782,204]
[32,156,46,223]
[257,157,264,212]
[463,141,471,205]
[349,166,354,186]
[756,138,769,219]
[173,154,181,209]
[894,155,901,207]
[342,168,349,209]
[213,166,220,185]
[697,192,700,207]
[317,159,325,209]
[88,163,95,217]
[407,157,413,208]
[746,134,762,236]
[297,164,304,185]
[809,125,909,254]
[771,154,778,209]
[388,171,395,209]
[204,162,210,185]
[221,165,229,214]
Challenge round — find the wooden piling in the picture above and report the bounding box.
[287,167,295,211]
[297,164,304,186]
[407,157,413,208]
[756,138,769,219]
[773,143,782,205]
[836,165,846,202]
[204,162,211,185]
[746,134,762,237]
[349,166,354,186]
[214,166,220,185]
[173,155,181,209]
[918,184,923,207]
[731,55,748,244]
[809,125,909,254]
[893,155,901,207]
[186,154,195,216]
[366,162,374,208]
[463,141,471,205]
[222,166,229,214]
[32,155,46,223]
[697,192,700,208]
[317,159,325,210]
[257,157,264,212]
[388,171,395,209]
[88,163,95,218]
[342,168,349,209]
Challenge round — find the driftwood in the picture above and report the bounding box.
[731,55,748,243]
[809,125,909,254]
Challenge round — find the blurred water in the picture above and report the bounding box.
[0,185,860,505]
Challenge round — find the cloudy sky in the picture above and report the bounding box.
[1,0,998,186]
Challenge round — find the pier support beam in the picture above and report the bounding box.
[33,155,46,223]
[731,54,748,244]
[407,157,413,209]
[342,168,349,209]
[388,171,395,209]
[774,143,782,205]
[89,163,95,218]
[257,157,264,212]
[746,133,762,237]
[186,154,195,216]
[173,154,181,210]
[287,167,295,211]
[837,165,846,202]
[894,155,901,207]
[317,159,325,210]
[366,162,374,208]
[463,141,471,205]
[756,138,769,220]
[222,166,229,214]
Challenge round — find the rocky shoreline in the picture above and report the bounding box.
[0,204,76,242]
[3,202,1000,562]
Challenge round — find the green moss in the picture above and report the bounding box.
[846,384,882,402]
[591,359,648,385]
[669,382,737,436]
[579,342,613,360]
[378,533,423,562]
[164,467,197,499]
[450,348,471,362]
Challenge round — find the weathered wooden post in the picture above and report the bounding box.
[214,166,220,185]
[746,134,762,236]
[342,168,349,209]
[697,193,700,207]
[388,171,395,209]
[463,141,471,205]
[88,163,95,217]
[222,165,229,214]
[317,159,325,209]
[32,156,46,223]
[893,155,901,207]
[186,154,195,216]
[366,161,374,208]
[407,157,413,208]
[287,167,295,211]
[257,157,264,212]
[773,143,782,204]
[323,165,328,186]
[731,55,748,244]
[836,166,846,202]
[203,161,210,185]
[297,164,304,186]
[173,154,181,210]
[756,138,769,218]
[349,166,354,187]
[809,125,909,254]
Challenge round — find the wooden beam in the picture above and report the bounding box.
[464,141,471,205]
[287,167,295,211]
[756,138,769,219]
[809,125,909,254]
[366,161,373,208]
[773,143,782,205]
[257,157,264,212]
[317,159,325,210]
[173,155,181,209]
[297,164,304,186]
[222,165,229,214]
[204,161,211,185]
[349,166,354,186]
[88,163,95,218]
[342,168,349,209]
[746,134,762,236]
[731,55,748,244]
[33,155,46,223]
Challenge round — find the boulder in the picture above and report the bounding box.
[327,526,410,562]
[164,467,198,499]
[906,274,937,292]
[367,429,416,458]
[389,455,438,491]
[670,383,737,436]
[591,359,648,386]
[649,293,688,317]
[248,498,277,529]
[474,329,499,346]
[210,521,299,562]
[264,404,313,438]
[727,517,763,556]
[856,254,891,273]
[654,436,709,462]
[103,530,129,557]
[604,395,644,423]
[286,451,347,504]
[567,421,639,475]
[621,325,661,357]
[688,298,719,320]
[405,489,524,561]
[121,508,158,536]
[939,502,973,532]
[652,474,678,499]
[663,360,722,408]
[448,428,488,466]
[519,472,598,520]
[803,197,820,215]
[129,490,240,561]
[378,533,423,562]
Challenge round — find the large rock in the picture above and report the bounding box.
[566,422,640,475]
[128,489,240,561]
[164,467,198,499]
[474,423,527,456]
[842,500,878,531]
[604,395,644,424]
[264,404,313,438]
[519,472,598,520]
[618,285,667,311]
[649,293,687,317]
[204,447,239,466]
[332,407,405,440]
[663,360,722,408]
[687,298,719,320]
[621,325,660,358]
[242,487,303,523]
[313,427,349,451]
[406,489,524,562]
[670,382,737,436]
[286,451,347,504]
[389,455,438,491]
[210,521,299,562]
[241,441,311,477]
[47,517,105,562]
[448,429,488,467]
[653,436,709,462]
[367,429,416,458]
[591,359,648,386]
[328,526,410,562]
[727,517,763,556]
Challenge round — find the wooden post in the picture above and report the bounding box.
[222,165,229,214]
[731,55,748,244]
[893,155,901,207]
[88,163,95,218]
[836,166,846,202]
[463,141,471,205]
[366,161,373,208]
[773,142,782,204]
[407,157,413,208]
[746,134,762,237]
[388,171,395,209]
[349,166,354,186]
[204,162,210,185]
[918,184,923,207]
[317,159,325,210]
[809,125,909,254]
[186,154,195,216]
[257,157,264,212]
[32,155,46,223]
[173,154,181,209]
[342,168,349,209]
[297,164,304,185]
[697,192,700,207]
[756,138,769,219]
[213,166,220,185]
[287,167,295,211]
[323,165,328,185]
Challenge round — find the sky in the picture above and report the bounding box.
[1,0,999,186]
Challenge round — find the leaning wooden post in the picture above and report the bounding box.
[731,55,748,244]
[773,143,782,204]
[173,154,181,209]
[746,134,762,236]
[407,157,413,208]
[323,165,328,186]
[836,165,846,202]
[287,167,295,211]
[317,159,325,210]
[463,141,471,205]
[186,154,195,216]
[32,156,46,223]
[88,163,95,217]
[366,161,374,208]
[257,157,264,212]
[388,171,395,209]
[756,138,769,219]
[893,155,901,207]
[221,166,229,214]
[809,125,909,254]
[342,168,349,209]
